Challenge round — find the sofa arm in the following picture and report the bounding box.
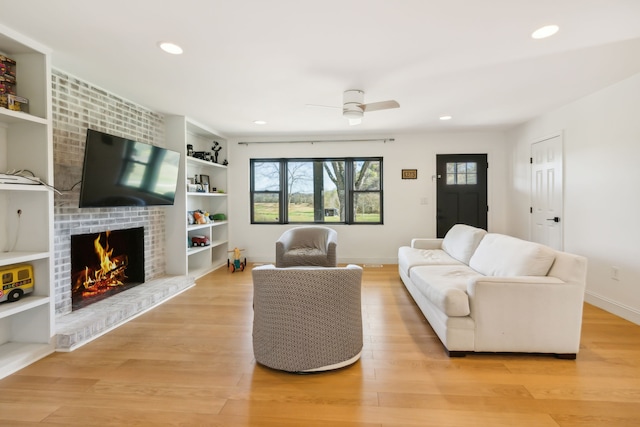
[466,276,585,354]
[411,238,443,250]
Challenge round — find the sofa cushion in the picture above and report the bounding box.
[441,224,487,264]
[410,265,481,317]
[469,233,556,277]
[398,246,463,277]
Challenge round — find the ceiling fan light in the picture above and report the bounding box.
[343,108,363,119]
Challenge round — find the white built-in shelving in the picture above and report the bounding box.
[165,116,228,279]
[0,23,55,379]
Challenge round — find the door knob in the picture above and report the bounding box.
[546,217,560,223]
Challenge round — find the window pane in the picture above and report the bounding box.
[287,161,314,222]
[446,173,455,185]
[253,193,279,222]
[467,162,477,173]
[446,162,455,173]
[354,160,380,190]
[457,173,467,184]
[457,162,467,173]
[467,174,477,184]
[254,161,280,191]
[353,193,381,223]
[323,161,343,222]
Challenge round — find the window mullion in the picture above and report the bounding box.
[281,160,288,223]
[313,161,324,222]
[345,160,353,224]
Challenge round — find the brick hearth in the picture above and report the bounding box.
[55,275,194,351]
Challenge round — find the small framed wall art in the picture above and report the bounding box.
[402,169,418,179]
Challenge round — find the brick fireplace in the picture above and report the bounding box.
[51,70,194,350]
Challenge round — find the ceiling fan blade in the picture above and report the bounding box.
[349,118,362,126]
[361,100,400,112]
[306,103,340,110]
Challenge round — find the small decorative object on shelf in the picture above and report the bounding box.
[212,141,222,163]
[191,235,210,247]
[0,264,35,303]
[7,94,29,112]
[187,144,194,157]
[200,174,210,193]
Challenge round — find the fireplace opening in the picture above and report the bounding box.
[70,227,145,311]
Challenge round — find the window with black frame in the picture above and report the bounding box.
[250,157,383,224]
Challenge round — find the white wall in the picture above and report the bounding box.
[227,132,508,264]
[507,72,640,325]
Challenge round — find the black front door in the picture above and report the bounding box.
[436,154,488,238]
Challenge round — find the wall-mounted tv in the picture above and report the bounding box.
[79,129,181,208]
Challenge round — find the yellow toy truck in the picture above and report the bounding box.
[0,264,35,303]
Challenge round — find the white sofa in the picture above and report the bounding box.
[398,224,587,358]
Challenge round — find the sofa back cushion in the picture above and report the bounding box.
[441,224,487,264]
[469,233,556,277]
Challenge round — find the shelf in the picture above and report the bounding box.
[0,183,50,192]
[0,251,49,267]
[0,295,49,320]
[0,108,48,125]
[187,238,228,256]
[187,192,227,197]
[187,221,228,232]
[0,342,54,380]
[186,156,227,169]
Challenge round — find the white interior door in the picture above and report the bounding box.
[531,134,563,250]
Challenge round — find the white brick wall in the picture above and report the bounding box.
[52,70,168,316]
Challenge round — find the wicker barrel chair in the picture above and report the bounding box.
[252,264,363,372]
[275,226,337,267]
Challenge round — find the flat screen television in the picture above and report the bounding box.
[79,129,181,208]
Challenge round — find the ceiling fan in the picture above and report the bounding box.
[307,89,400,125]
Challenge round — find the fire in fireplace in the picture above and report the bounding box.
[71,227,145,311]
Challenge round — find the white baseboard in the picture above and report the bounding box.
[250,258,399,265]
[585,291,640,326]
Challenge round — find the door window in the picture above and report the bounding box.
[446,162,477,185]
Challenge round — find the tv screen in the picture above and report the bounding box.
[79,129,181,208]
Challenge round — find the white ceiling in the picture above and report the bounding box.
[1,0,640,137]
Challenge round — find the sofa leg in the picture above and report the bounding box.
[447,350,467,357]
[555,353,577,360]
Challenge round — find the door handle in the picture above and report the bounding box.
[546,217,560,223]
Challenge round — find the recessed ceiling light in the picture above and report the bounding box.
[439,115,452,121]
[253,120,267,125]
[531,25,559,39]
[158,42,183,55]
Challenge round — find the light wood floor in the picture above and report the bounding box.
[1,264,639,426]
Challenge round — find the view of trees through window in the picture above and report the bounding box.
[251,158,383,224]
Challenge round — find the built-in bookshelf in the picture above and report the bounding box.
[165,116,228,279]
[0,23,55,379]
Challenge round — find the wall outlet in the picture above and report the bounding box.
[611,266,620,281]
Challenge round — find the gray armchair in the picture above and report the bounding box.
[252,264,363,372]
[275,226,337,267]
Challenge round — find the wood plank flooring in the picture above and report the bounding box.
[1,264,639,426]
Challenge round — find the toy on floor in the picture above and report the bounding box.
[228,247,246,272]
